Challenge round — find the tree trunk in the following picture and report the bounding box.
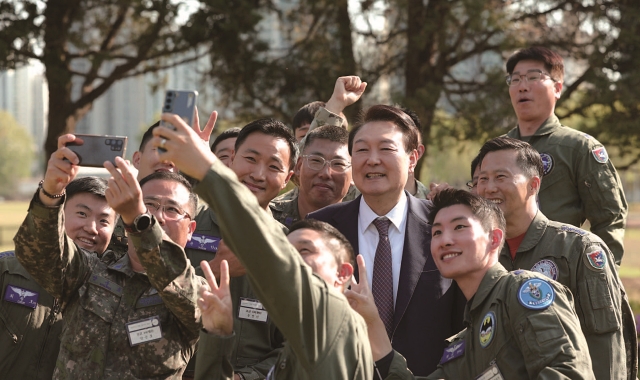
[335,0,361,124]
[403,0,447,181]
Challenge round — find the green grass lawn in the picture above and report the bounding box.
[0,201,28,252]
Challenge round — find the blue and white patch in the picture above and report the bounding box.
[4,285,39,309]
[591,146,609,164]
[0,251,15,260]
[518,279,555,310]
[479,312,496,348]
[539,153,554,176]
[586,249,607,270]
[440,340,465,364]
[531,259,559,281]
[560,225,587,236]
[186,234,221,253]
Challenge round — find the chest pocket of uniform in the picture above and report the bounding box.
[540,165,568,193]
[518,310,568,372]
[61,280,120,356]
[579,272,620,334]
[79,278,120,322]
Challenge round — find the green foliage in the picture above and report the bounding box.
[0,111,33,198]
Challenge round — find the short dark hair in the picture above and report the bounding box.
[400,107,422,145]
[139,121,161,151]
[506,46,564,82]
[349,105,419,155]
[139,172,198,216]
[477,137,543,179]
[288,219,355,268]
[66,176,109,201]
[211,128,241,153]
[303,125,349,154]
[235,118,298,171]
[292,101,326,132]
[428,188,506,245]
[471,154,481,179]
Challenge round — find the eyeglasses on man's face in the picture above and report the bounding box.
[302,155,351,173]
[144,200,191,221]
[506,69,557,86]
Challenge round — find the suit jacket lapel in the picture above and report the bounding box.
[330,195,361,280]
[394,194,435,328]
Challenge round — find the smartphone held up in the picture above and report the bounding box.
[66,134,128,167]
[159,90,198,152]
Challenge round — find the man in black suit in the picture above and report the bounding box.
[309,105,465,376]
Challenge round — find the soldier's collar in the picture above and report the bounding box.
[107,253,137,278]
[464,263,509,323]
[516,211,549,253]
[515,114,562,138]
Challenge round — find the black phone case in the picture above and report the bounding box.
[66,134,128,167]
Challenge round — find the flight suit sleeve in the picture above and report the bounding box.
[196,159,344,368]
[576,141,627,264]
[13,192,93,303]
[194,331,235,380]
[575,242,626,380]
[129,219,206,342]
[510,281,595,379]
[381,350,422,380]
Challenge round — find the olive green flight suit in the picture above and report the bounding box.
[500,211,637,380]
[194,159,373,380]
[506,115,628,264]
[0,252,62,380]
[385,264,595,379]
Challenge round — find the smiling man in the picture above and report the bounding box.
[309,105,465,376]
[270,125,352,227]
[1,176,115,380]
[476,136,637,380]
[153,113,373,380]
[504,46,627,264]
[348,188,595,379]
[14,134,205,379]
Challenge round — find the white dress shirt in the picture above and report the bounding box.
[357,192,408,305]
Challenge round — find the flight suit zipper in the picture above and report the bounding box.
[35,298,60,375]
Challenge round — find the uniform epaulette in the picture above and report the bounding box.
[0,250,16,260]
[559,225,588,236]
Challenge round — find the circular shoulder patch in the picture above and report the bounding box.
[591,145,609,164]
[585,248,607,270]
[518,279,555,310]
[479,311,496,348]
[530,259,559,281]
[539,153,554,176]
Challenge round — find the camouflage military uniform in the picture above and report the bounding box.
[0,251,62,380]
[506,115,628,264]
[269,192,301,227]
[385,264,594,379]
[499,211,637,380]
[14,193,205,379]
[271,188,298,204]
[194,160,373,380]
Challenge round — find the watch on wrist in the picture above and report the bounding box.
[123,213,152,233]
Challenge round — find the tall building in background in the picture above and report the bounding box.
[0,63,48,149]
